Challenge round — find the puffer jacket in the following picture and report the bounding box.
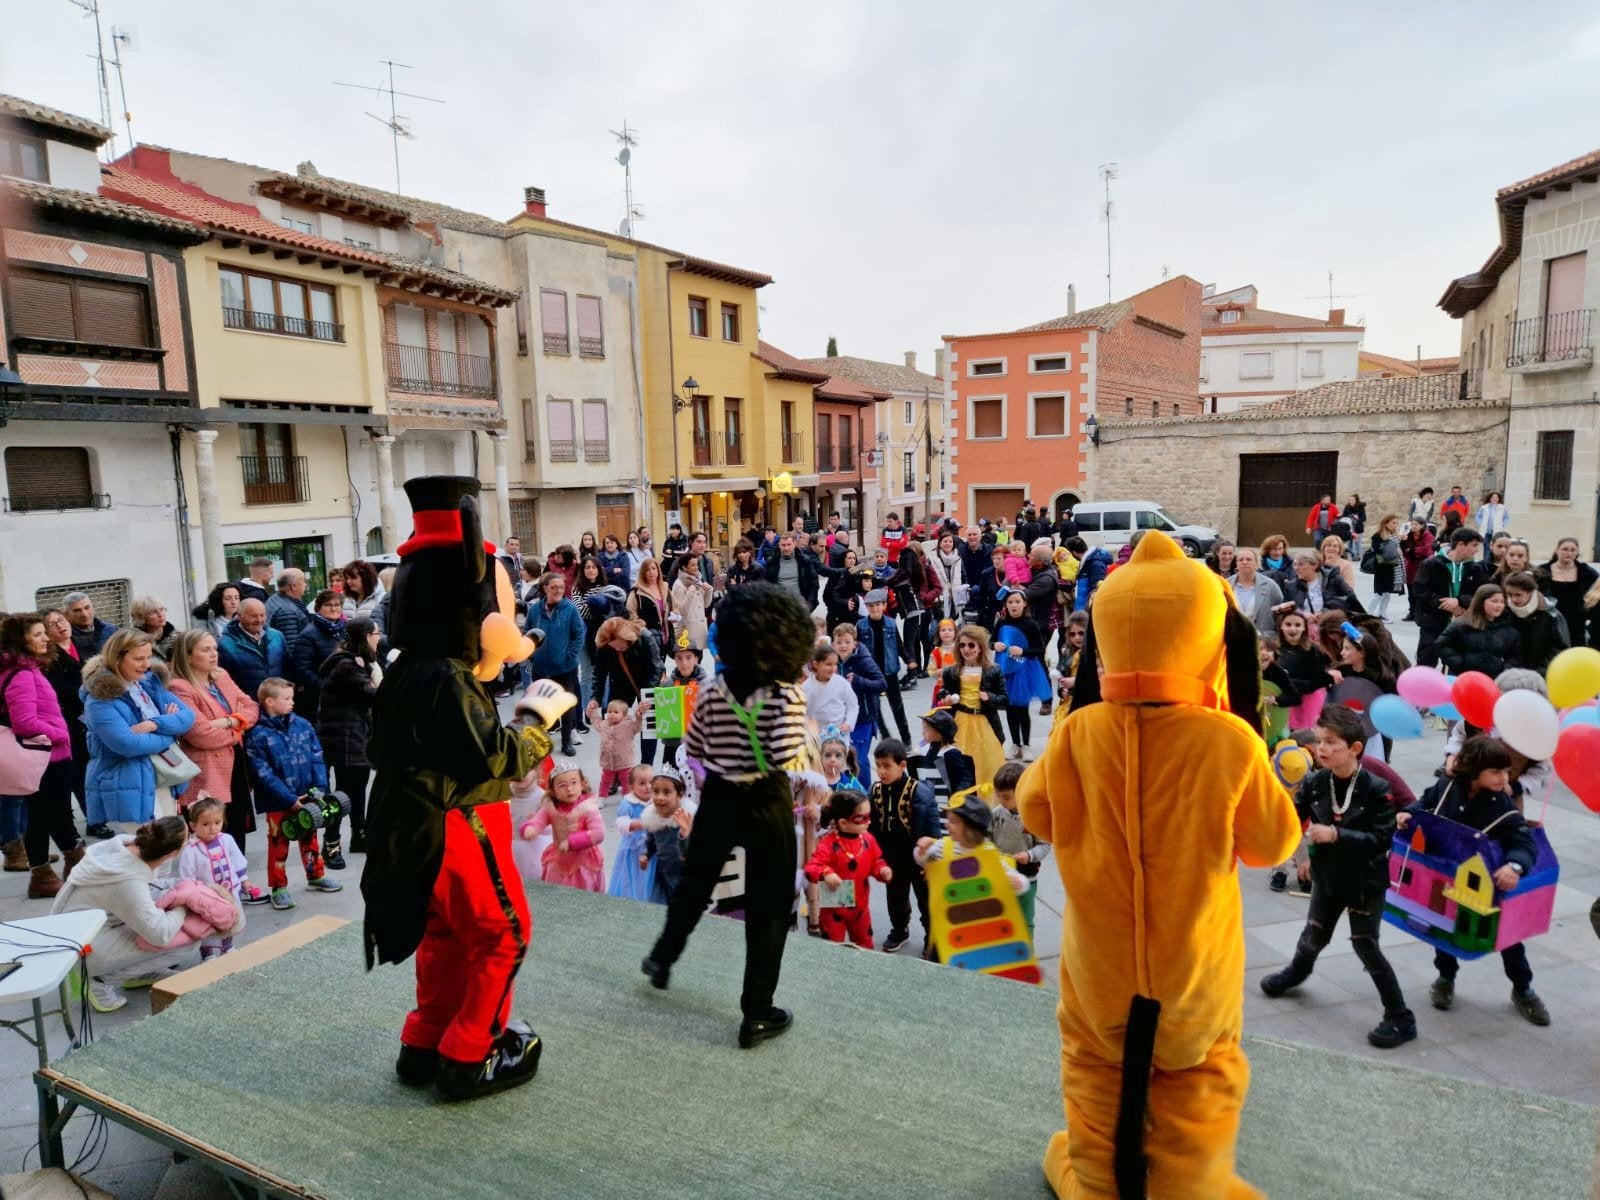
[0,654,71,763]
[1435,616,1522,678]
[244,711,328,813]
[167,671,258,806]
[316,649,378,769]
[291,612,344,702]
[265,592,311,647]
[216,619,287,701]
[80,660,195,824]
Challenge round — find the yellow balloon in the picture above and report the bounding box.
[1548,646,1600,709]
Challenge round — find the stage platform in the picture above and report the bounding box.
[34,883,1596,1199]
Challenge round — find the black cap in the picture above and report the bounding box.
[921,709,956,742]
[947,794,991,833]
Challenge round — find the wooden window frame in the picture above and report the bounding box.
[688,295,710,339]
[1029,393,1068,439]
[720,302,740,343]
[219,266,342,342]
[967,395,1006,441]
[1,133,49,182]
[724,397,745,465]
[8,266,155,353]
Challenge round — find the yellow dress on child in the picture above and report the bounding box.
[954,668,1006,786]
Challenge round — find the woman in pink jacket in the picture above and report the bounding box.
[0,614,82,899]
[166,629,260,854]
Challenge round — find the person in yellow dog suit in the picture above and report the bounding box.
[1017,530,1301,1199]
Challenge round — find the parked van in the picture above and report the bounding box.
[1071,501,1219,558]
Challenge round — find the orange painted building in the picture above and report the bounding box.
[943,277,1203,525]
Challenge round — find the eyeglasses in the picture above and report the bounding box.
[958,641,978,648]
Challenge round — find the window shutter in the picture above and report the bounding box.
[576,296,603,355]
[540,289,568,352]
[1035,396,1065,436]
[9,272,76,340]
[520,398,538,460]
[77,280,149,346]
[5,447,94,511]
[547,399,574,440]
[973,400,1003,439]
[582,399,608,442]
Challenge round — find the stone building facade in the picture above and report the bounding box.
[1089,376,1509,547]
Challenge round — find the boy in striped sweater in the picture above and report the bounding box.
[642,583,819,1050]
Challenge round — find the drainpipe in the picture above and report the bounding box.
[340,425,363,558]
[168,426,197,615]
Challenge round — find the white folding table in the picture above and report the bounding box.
[0,908,107,1069]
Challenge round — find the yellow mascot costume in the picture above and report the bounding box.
[1017,531,1300,1199]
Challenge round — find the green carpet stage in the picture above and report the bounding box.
[36,884,1596,1199]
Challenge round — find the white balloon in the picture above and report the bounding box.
[1492,689,1561,761]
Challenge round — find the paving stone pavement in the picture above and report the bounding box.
[1,570,1595,1193]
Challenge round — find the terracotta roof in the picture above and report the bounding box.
[509,212,772,288]
[754,341,830,383]
[377,255,519,305]
[4,177,207,239]
[1417,356,1460,371]
[815,374,891,403]
[795,354,942,392]
[280,166,513,239]
[1015,300,1132,334]
[1202,304,1359,333]
[1103,374,1499,428]
[1361,351,1462,376]
[1441,146,1600,317]
[0,94,111,143]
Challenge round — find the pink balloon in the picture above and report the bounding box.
[1397,666,1454,709]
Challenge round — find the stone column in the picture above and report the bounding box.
[192,429,226,586]
[372,434,399,553]
[489,431,513,544]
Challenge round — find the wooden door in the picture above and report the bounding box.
[1237,451,1337,548]
[595,494,632,546]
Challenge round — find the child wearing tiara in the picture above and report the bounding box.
[518,759,606,892]
[818,727,864,793]
[175,795,248,959]
[608,765,656,901]
[641,766,694,903]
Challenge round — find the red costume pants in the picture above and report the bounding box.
[819,903,874,947]
[401,803,531,1064]
[264,812,323,891]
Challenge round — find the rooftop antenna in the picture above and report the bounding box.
[63,0,114,157]
[1304,270,1361,313]
[334,60,444,193]
[109,23,137,154]
[610,121,643,237]
[1098,162,1118,302]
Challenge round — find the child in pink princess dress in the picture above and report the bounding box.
[518,760,605,891]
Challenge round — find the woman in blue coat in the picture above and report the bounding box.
[80,630,195,828]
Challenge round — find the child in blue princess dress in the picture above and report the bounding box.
[993,589,1051,760]
[607,764,655,901]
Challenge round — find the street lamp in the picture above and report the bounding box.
[669,376,700,516]
[1084,413,1100,447]
[0,361,22,429]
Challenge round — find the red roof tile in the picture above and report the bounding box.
[0,94,111,143]
[1498,147,1600,200]
[4,177,206,239]
[1104,374,1495,427]
[1202,304,1358,333]
[754,341,831,383]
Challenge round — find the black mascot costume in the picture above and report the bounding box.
[362,475,574,1100]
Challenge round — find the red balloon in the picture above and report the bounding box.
[1451,671,1500,729]
[1554,725,1600,813]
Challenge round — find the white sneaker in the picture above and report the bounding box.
[88,978,127,1013]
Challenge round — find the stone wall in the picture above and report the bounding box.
[1089,403,1511,542]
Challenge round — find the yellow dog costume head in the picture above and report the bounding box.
[1018,530,1300,1200]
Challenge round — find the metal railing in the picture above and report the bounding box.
[578,335,604,357]
[1507,308,1593,368]
[584,439,610,461]
[384,341,494,397]
[839,441,855,471]
[816,442,836,472]
[3,491,110,513]
[543,330,569,355]
[692,430,722,467]
[239,455,309,505]
[781,429,805,463]
[548,440,578,463]
[725,428,746,466]
[223,306,343,343]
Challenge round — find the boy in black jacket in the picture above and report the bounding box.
[868,739,941,955]
[832,624,885,771]
[1260,704,1416,1048]
[1406,736,1549,1026]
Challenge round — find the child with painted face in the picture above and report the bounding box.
[818,730,863,793]
[803,790,891,946]
[518,761,605,892]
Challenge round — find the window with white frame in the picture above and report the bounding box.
[1239,351,1273,380]
[1199,353,1208,382]
[968,397,1005,439]
[902,451,915,493]
[904,400,913,426]
[1029,354,1069,373]
[1219,309,1241,324]
[967,358,1006,378]
[1302,349,1323,378]
[1030,394,1067,437]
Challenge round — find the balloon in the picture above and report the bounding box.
[1369,694,1425,741]
[1451,671,1500,729]
[1433,701,1461,722]
[1272,740,1314,789]
[1548,647,1600,709]
[1492,690,1561,760]
[1561,706,1600,730]
[1397,666,1455,709]
[1553,725,1600,812]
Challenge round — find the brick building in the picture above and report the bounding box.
[943,276,1201,526]
[1088,374,1508,547]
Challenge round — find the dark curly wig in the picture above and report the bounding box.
[715,581,815,700]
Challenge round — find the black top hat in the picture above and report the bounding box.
[947,794,992,834]
[921,709,957,742]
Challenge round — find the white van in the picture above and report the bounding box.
[1070,501,1220,558]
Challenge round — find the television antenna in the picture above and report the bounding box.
[63,0,114,156]
[610,121,643,237]
[1304,271,1362,313]
[334,60,444,193]
[1098,162,1118,302]
[109,24,137,154]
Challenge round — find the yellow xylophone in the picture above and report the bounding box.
[924,837,1042,984]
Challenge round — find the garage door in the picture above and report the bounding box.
[970,487,1025,527]
[1237,452,1337,548]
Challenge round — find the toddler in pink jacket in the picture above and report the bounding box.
[518,761,606,891]
[584,698,641,797]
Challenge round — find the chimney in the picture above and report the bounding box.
[1067,283,1077,316]
[1328,308,1345,326]
[934,348,947,380]
[904,351,917,371]
[523,186,547,218]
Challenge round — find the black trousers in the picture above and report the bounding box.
[901,614,928,672]
[1283,882,1409,1015]
[328,764,370,846]
[1005,705,1032,747]
[883,846,931,945]
[1416,624,1444,669]
[552,670,580,745]
[25,759,80,867]
[1435,943,1533,991]
[877,680,912,744]
[226,751,256,854]
[649,772,797,1018]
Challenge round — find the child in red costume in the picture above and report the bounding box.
[804,790,893,946]
[361,476,571,1102]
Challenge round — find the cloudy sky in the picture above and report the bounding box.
[8,1,1600,364]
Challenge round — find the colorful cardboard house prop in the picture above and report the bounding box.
[924,839,1041,984]
[1382,809,1559,959]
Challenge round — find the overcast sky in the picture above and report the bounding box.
[8,1,1600,363]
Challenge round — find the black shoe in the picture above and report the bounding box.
[641,956,670,990]
[1512,987,1551,1026]
[574,722,592,735]
[1269,871,1288,893]
[737,1007,793,1049]
[1367,1011,1418,1049]
[395,1043,440,1087]
[1259,967,1305,998]
[86,823,114,840]
[882,930,909,953]
[435,1021,542,1100]
[323,846,347,871]
[560,742,578,757]
[349,831,367,854]
[1429,976,1454,1011]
